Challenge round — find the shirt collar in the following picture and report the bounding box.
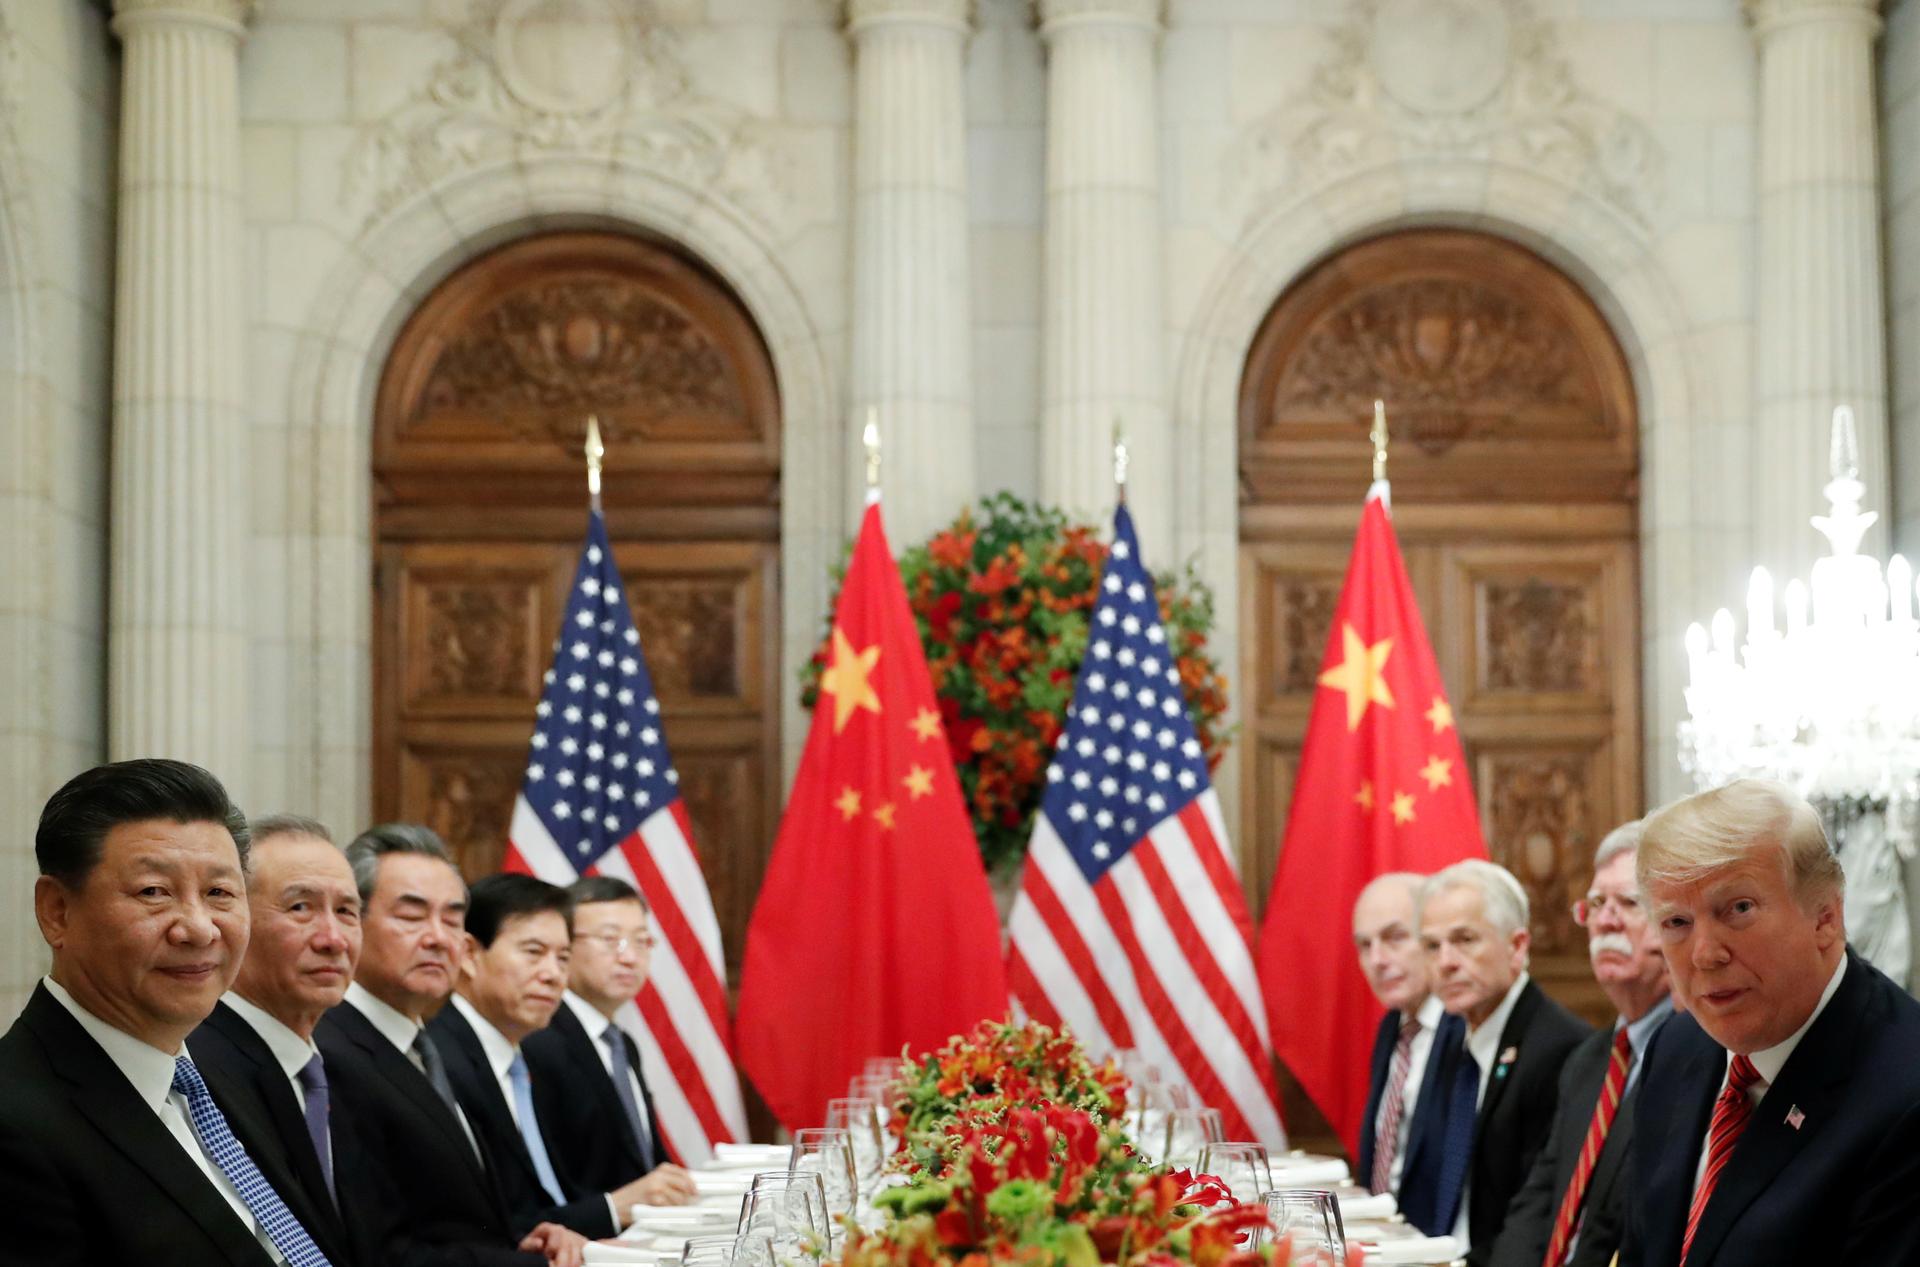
[222,992,320,1080]
[451,992,519,1080]
[41,976,178,1112]
[562,989,613,1041]
[345,980,423,1053]
[1466,972,1531,1065]
[1620,994,1675,1061]
[1745,954,1847,1086]
[1414,993,1445,1031]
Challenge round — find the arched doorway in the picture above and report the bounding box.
[1239,228,1641,1138]
[371,230,781,978]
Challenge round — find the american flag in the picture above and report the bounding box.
[505,510,747,1163]
[1007,505,1285,1145]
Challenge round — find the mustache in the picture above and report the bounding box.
[1588,932,1637,958]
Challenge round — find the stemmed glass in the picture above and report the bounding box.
[788,1128,858,1241]
[1260,1189,1347,1266]
[826,1097,886,1194]
[1195,1142,1273,1205]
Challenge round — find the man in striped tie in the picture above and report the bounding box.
[1619,780,1920,1266]
[1487,820,1671,1267]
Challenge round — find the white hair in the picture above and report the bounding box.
[1593,818,1643,872]
[1420,859,1530,937]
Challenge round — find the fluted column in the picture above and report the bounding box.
[109,0,253,778]
[1747,0,1889,576]
[1038,0,1167,551]
[846,0,975,545]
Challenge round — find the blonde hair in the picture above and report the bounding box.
[1420,859,1530,937]
[1637,779,1843,906]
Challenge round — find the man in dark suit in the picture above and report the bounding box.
[1489,820,1672,1267]
[1620,779,1920,1266]
[0,759,335,1267]
[431,873,662,1239]
[315,823,585,1267]
[1406,859,1589,1261]
[524,875,694,1204]
[190,814,367,1267]
[1350,872,1463,1213]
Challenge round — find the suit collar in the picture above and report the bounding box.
[562,989,616,1043]
[1473,976,1537,1120]
[344,980,424,1053]
[451,992,521,1083]
[39,976,178,1110]
[1745,953,1846,1089]
[220,993,318,1082]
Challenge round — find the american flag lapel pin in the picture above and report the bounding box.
[1785,1104,1806,1131]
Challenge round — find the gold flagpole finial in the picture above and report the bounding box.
[1370,399,1389,483]
[585,414,605,508]
[1113,419,1130,504]
[863,407,881,501]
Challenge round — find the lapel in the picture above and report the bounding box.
[555,1005,646,1170]
[432,1004,540,1189]
[330,1001,490,1189]
[1475,979,1540,1141]
[1687,955,1865,1266]
[22,988,267,1267]
[201,1003,335,1213]
[1357,1010,1397,1180]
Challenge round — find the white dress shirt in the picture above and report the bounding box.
[222,992,322,1112]
[1378,993,1446,1191]
[42,977,289,1266]
[1690,955,1847,1196]
[561,990,656,1146]
[1452,972,1532,1242]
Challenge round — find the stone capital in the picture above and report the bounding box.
[111,0,254,41]
[1743,0,1882,40]
[845,0,972,37]
[1035,0,1162,39]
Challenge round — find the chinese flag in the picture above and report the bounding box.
[1257,485,1486,1152]
[737,502,1008,1130]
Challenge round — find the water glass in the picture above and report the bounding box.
[789,1128,858,1227]
[727,1236,776,1267]
[736,1174,827,1266]
[1160,1107,1226,1171]
[683,1237,738,1267]
[1261,1189,1347,1266]
[1195,1141,1273,1205]
[825,1096,886,1191]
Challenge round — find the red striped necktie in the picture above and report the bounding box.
[1680,1054,1762,1265]
[1542,1026,1632,1267]
[1370,1014,1420,1194]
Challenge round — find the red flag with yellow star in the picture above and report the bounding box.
[1256,484,1486,1152]
[736,502,1008,1130]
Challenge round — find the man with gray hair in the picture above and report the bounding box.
[1489,820,1671,1267]
[1620,779,1920,1266]
[1403,858,1588,1262]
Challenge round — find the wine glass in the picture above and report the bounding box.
[1195,1141,1273,1204]
[737,1173,828,1266]
[788,1128,858,1237]
[826,1097,886,1192]
[1262,1189,1347,1266]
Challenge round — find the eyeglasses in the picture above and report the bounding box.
[1571,891,1644,926]
[576,932,657,953]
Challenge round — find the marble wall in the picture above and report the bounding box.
[1889,0,1920,555]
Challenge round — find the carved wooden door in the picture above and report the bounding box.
[372,231,781,982]
[1238,229,1640,1144]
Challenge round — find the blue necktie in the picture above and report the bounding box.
[297,1054,334,1203]
[508,1050,567,1205]
[1435,1042,1481,1234]
[601,1024,656,1171]
[172,1056,332,1267]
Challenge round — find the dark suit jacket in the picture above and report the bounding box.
[1488,1008,1666,1267]
[524,1000,669,1193]
[189,1000,361,1267]
[1357,1005,1466,1212]
[1620,951,1920,1267]
[315,1000,545,1267]
[1401,978,1589,1261]
[0,984,281,1267]
[428,1001,619,1239]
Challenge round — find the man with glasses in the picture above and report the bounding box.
[1489,820,1671,1267]
[525,876,695,1207]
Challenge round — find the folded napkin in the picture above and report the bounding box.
[1268,1159,1351,1187]
[710,1144,794,1169]
[627,1206,722,1231]
[1333,1192,1396,1222]
[1359,1234,1466,1265]
[585,1245,668,1265]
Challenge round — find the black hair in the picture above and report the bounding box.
[466,873,575,948]
[566,874,648,910]
[36,759,249,888]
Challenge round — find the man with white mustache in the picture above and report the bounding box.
[1488,820,1672,1267]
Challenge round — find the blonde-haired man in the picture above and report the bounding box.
[1620,779,1920,1266]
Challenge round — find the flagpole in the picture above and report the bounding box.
[863,407,881,506]
[585,413,605,513]
[1369,398,1391,509]
[1112,419,1129,507]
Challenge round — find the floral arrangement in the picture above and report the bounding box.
[888,1020,1131,1148]
[802,494,1231,875]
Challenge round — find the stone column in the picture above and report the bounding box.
[846,0,976,546]
[1037,0,1167,551]
[1748,0,1890,577]
[108,0,253,780]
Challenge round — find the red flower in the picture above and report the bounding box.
[934,1207,976,1248]
[927,591,963,641]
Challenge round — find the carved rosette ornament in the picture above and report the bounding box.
[1234,0,1663,227]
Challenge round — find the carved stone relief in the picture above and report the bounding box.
[345,0,786,231]
[1481,578,1593,694]
[417,581,538,702]
[631,579,741,700]
[1234,0,1663,227]
[1483,748,1591,957]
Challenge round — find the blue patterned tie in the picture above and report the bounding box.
[508,1050,567,1205]
[172,1056,332,1267]
[601,1024,656,1171]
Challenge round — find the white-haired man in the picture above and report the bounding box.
[1620,779,1920,1266]
[1403,858,1589,1262]
[1489,820,1671,1267]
